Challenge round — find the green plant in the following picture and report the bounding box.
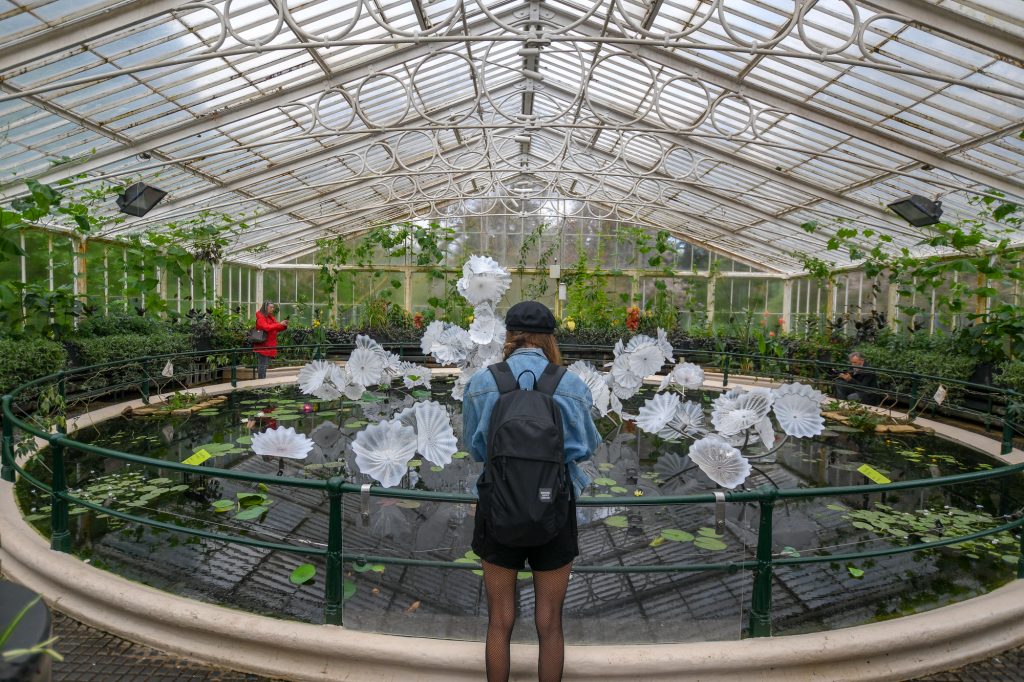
[996,360,1024,393]
[0,337,67,396]
[0,596,62,664]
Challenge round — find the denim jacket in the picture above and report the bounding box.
[462,348,602,496]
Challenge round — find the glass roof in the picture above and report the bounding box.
[1,0,1022,274]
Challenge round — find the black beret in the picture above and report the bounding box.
[505,301,556,334]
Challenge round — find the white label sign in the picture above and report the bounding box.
[161,360,174,378]
[933,384,947,405]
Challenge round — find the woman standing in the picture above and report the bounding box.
[462,301,601,682]
[254,302,288,379]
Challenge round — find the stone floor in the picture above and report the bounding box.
[47,610,1024,681]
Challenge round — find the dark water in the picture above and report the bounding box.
[15,380,1023,643]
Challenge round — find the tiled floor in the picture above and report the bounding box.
[47,610,1024,681]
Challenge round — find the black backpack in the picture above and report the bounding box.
[478,361,570,547]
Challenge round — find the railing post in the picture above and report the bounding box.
[1,395,14,483]
[324,476,345,626]
[748,494,776,637]
[1003,407,1016,457]
[141,376,150,405]
[50,435,71,553]
[230,350,238,388]
[722,355,731,387]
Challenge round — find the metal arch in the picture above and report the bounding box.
[853,0,1024,65]
[540,3,1024,197]
[0,7,514,195]
[247,161,800,273]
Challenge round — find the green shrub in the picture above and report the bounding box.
[77,312,171,337]
[65,332,192,393]
[996,360,1024,394]
[855,345,976,405]
[0,337,68,397]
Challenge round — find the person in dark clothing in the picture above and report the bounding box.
[836,351,879,405]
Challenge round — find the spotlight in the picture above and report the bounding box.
[116,182,167,217]
[887,195,942,227]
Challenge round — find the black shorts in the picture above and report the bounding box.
[471,500,579,572]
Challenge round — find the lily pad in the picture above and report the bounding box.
[452,451,469,459]
[697,527,723,538]
[212,499,235,512]
[661,529,694,542]
[235,505,268,521]
[148,478,173,486]
[603,515,628,528]
[236,435,253,445]
[694,537,727,551]
[344,580,357,601]
[290,563,316,585]
[610,486,628,494]
[593,477,618,487]
[847,566,865,578]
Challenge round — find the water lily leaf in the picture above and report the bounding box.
[697,527,723,538]
[826,504,846,512]
[661,529,694,542]
[149,478,173,486]
[236,435,253,445]
[371,564,386,573]
[593,477,617,487]
[694,537,727,551]
[408,459,422,468]
[258,483,269,493]
[847,566,864,578]
[465,550,480,561]
[290,564,316,585]
[344,580,357,601]
[430,466,444,472]
[1002,555,1018,564]
[169,484,190,492]
[212,500,235,512]
[234,505,268,520]
[411,390,431,399]
[24,514,48,522]
[603,515,628,528]
[352,562,375,573]
[851,521,875,530]
[610,486,628,494]
[780,546,801,558]
[649,536,666,548]
[598,463,614,471]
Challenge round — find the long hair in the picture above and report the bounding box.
[258,301,275,317]
[503,330,562,365]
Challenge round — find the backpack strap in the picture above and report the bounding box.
[534,362,566,396]
[488,362,518,394]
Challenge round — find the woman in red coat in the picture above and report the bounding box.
[254,302,288,379]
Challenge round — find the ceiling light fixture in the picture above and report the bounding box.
[116,182,167,217]
[887,195,942,227]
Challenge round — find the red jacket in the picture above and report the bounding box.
[254,311,287,357]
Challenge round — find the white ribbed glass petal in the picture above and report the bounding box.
[251,426,315,460]
[688,435,751,489]
[352,420,418,488]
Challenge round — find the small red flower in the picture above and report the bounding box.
[625,305,641,332]
[413,312,424,329]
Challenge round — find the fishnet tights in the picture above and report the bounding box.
[483,560,572,682]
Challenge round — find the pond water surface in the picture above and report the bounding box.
[15,379,1023,644]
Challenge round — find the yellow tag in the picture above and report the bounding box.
[857,464,891,485]
[182,449,212,466]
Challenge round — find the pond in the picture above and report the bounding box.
[15,379,1023,644]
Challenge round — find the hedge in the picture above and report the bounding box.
[64,332,192,394]
[0,337,68,397]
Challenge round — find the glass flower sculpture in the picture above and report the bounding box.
[352,420,419,488]
[688,434,751,489]
[251,426,315,460]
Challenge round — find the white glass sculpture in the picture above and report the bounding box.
[688,434,752,489]
[251,426,315,460]
[352,420,418,488]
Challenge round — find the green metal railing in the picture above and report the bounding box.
[2,344,1022,636]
